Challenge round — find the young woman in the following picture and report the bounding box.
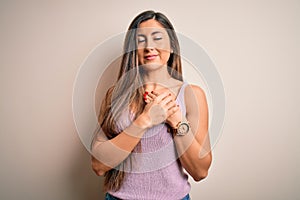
[91,10,212,200]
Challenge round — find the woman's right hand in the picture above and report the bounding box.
[135,91,179,129]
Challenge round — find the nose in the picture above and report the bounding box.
[145,38,155,50]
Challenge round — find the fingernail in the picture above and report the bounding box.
[145,91,148,95]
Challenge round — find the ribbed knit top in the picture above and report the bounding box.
[109,82,191,200]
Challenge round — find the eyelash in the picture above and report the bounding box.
[137,37,162,43]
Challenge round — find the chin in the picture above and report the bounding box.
[140,62,164,71]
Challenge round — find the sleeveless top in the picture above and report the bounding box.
[109,82,191,200]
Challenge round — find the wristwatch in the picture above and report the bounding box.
[172,121,190,136]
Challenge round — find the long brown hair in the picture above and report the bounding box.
[96,10,183,192]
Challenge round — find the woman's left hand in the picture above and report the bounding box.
[145,90,182,128]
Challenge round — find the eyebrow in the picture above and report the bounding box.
[137,31,163,37]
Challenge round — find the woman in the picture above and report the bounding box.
[91,10,212,200]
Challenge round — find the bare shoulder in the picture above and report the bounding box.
[184,84,207,102]
[184,84,208,117]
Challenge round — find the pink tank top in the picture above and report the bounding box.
[109,82,191,200]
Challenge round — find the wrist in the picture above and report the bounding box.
[123,115,150,138]
[134,113,152,129]
[169,117,184,129]
[169,121,180,129]
[170,118,190,136]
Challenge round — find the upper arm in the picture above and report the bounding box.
[97,86,114,125]
[184,84,211,157]
[91,86,114,150]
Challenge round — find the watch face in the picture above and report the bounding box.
[177,122,189,135]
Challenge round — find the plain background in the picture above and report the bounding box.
[1,0,299,199]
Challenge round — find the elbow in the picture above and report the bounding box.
[193,152,212,181]
[192,157,211,181]
[92,163,107,177]
[91,156,109,176]
[94,169,106,176]
[192,170,208,182]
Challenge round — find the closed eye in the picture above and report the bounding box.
[137,36,146,43]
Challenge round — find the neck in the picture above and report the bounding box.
[142,65,175,92]
[142,65,171,85]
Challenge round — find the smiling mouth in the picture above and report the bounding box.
[144,55,158,60]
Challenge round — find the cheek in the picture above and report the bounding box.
[156,41,171,51]
[137,49,144,64]
[160,50,171,64]
[156,39,171,58]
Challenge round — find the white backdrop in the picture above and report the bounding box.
[0,0,299,199]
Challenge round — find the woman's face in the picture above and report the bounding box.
[136,19,172,69]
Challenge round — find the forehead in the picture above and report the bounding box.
[137,19,167,35]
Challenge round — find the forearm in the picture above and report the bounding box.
[174,129,212,181]
[92,118,148,174]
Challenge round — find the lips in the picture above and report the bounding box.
[144,54,158,60]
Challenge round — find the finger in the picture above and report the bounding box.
[161,90,176,101]
[165,99,177,110]
[143,91,155,103]
[143,91,149,102]
[155,92,172,103]
[151,90,159,96]
[147,92,157,100]
[160,95,174,107]
[166,105,180,116]
[159,93,175,106]
[144,98,151,104]
[146,92,156,102]
[144,95,154,103]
